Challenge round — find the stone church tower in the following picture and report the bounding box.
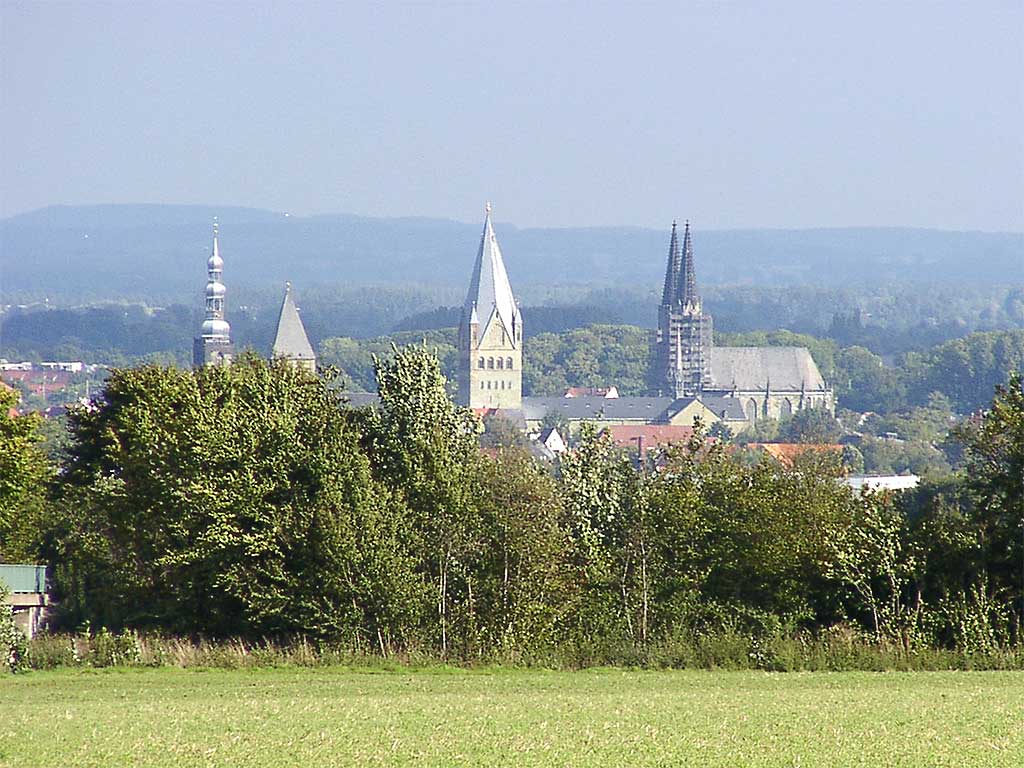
[457,204,523,409]
[656,221,713,397]
[193,219,235,367]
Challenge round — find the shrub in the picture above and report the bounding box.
[2,587,28,673]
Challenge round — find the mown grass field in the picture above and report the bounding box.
[1,667,1021,767]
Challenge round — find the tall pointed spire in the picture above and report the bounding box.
[661,220,681,306]
[457,202,523,409]
[272,281,316,371]
[656,219,712,397]
[680,220,698,307]
[460,202,520,348]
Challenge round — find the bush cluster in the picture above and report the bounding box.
[1,351,1021,670]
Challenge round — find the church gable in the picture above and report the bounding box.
[662,398,721,427]
[479,307,516,349]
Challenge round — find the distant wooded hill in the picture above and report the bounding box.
[3,204,1021,302]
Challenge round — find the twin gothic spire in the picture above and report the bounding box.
[660,220,699,309]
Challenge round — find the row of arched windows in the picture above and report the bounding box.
[477,356,514,370]
[480,380,515,390]
[746,397,799,421]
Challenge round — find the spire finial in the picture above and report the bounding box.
[285,280,292,292]
[485,201,492,215]
[213,216,219,237]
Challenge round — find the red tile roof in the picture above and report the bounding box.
[745,443,843,467]
[564,386,617,398]
[603,424,695,451]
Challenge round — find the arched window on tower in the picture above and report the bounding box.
[487,357,494,369]
[497,358,504,370]
[477,357,484,369]
[506,357,513,369]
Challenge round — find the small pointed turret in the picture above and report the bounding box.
[272,281,316,372]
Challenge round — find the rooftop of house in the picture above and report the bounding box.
[522,396,676,422]
[564,386,619,398]
[744,442,843,467]
[603,424,696,450]
[340,391,749,425]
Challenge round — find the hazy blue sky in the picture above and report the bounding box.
[2,1,1022,230]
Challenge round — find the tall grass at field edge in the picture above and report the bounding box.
[11,627,1024,674]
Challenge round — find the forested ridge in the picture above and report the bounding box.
[2,349,1022,669]
[3,204,1021,300]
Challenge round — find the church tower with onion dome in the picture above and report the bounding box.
[457,203,523,409]
[193,218,235,367]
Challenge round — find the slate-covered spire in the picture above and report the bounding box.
[661,220,681,306]
[680,220,698,308]
[272,281,316,369]
[460,202,520,348]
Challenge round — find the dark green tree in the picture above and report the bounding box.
[956,373,1024,624]
[0,386,53,562]
[49,355,416,641]
[358,343,481,656]
[783,406,843,444]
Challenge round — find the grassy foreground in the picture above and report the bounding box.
[1,668,1022,767]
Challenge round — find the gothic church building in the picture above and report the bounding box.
[453,212,833,429]
[655,221,834,421]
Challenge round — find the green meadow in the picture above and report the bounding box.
[1,668,1021,767]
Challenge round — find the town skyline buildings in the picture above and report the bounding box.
[2,2,1021,232]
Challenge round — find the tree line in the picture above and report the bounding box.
[2,350,1021,665]
[318,327,1024,417]
[3,282,1021,368]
